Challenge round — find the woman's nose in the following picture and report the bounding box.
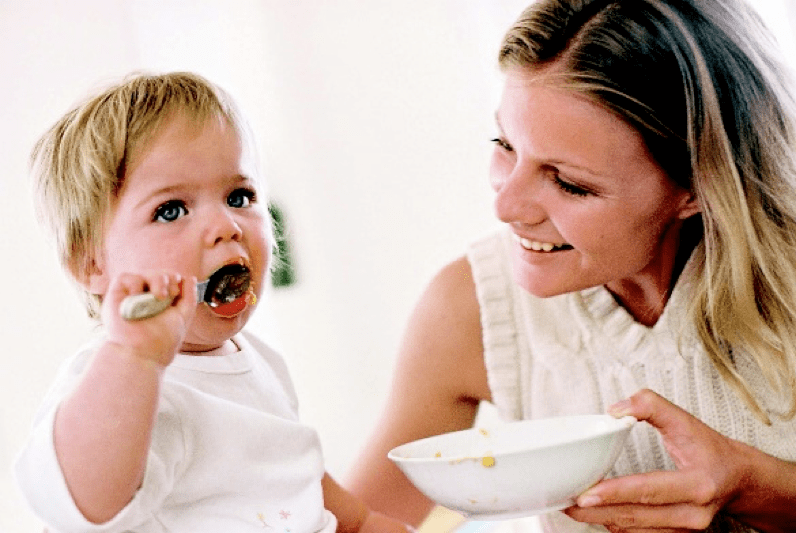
[204,209,242,246]
[491,164,545,225]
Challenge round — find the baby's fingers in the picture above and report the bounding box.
[172,275,198,314]
[139,272,182,301]
[102,272,194,366]
[105,272,183,320]
[111,272,181,300]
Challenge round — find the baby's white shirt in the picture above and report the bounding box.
[15,330,336,533]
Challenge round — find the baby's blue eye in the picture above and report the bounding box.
[228,188,256,209]
[154,200,188,222]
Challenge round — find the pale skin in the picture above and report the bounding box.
[54,112,409,532]
[346,68,796,532]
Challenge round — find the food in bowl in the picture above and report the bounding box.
[388,414,635,520]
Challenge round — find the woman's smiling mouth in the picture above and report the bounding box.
[512,233,572,252]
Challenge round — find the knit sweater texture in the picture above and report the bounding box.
[467,229,796,532]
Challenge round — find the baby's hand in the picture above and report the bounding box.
[101,271,197,367]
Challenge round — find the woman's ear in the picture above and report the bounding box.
[677,191,701,220]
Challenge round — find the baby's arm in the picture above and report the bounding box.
[53,272,195,524]
[321,473,414,532]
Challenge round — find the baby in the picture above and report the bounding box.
[15,71,410,533]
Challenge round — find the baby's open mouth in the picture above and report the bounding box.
[201,263,256,318]
[203,264,251,306]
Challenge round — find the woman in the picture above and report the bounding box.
[347,0,796,531]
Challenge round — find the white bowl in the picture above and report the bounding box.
[388,414,635,520]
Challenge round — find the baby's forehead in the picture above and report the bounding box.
[138,109,238,144]
[119,112,262,191]
[127,111,244,163]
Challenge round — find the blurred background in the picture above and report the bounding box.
[2,1,794,531]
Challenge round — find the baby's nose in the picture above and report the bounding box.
[205,210,242,245]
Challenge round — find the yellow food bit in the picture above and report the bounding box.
[479,428,489,437]
[434,452,442,458]
[481,456,496,468]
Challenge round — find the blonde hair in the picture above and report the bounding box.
[500,0,796,422]
[31,71,269,318]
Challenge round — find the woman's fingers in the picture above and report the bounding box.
[568,499,715,531]
[576,470,717,507]
[568,471,719,530]
[564,389,745,530]
[611,390,701,439]
[609,389,722,469]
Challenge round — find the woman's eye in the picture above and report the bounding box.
[154,200,188,222]
[490,137,514,152]
[228,188,256,209]
[554,176,591,197]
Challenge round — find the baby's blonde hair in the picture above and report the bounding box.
[31,71,268,318]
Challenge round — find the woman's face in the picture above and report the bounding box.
[490,68,698,300]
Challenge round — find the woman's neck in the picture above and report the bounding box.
[607,218,701,326]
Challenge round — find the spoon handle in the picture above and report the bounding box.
[119,279,209,321]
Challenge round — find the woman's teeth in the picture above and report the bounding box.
[513,234,567,252]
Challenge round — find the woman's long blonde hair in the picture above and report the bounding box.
[500,0,796,422]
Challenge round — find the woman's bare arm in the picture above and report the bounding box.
[346,256,491,527]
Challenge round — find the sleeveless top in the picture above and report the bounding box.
[467,229,796,532]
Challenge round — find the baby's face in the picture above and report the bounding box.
[92,113,270,351]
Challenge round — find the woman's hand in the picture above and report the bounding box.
[564,389,758,532]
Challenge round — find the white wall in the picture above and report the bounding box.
[0,2,509,531]
[1,3,138,532]
[2,1,793,532]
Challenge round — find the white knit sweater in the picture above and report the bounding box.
[467,229,796,533]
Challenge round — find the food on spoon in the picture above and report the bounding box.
[204,264,250,306]
[204,265,254,317]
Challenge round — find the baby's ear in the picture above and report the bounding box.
[70,254,108,296]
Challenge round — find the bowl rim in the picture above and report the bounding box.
[387,414,636,463]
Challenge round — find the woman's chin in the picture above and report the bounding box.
[512,257,580,298]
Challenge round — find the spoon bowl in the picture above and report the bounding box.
[119,264,251,320]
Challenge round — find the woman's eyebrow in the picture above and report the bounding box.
[495,109,614,181]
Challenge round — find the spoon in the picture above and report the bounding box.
[120,264,251,321]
